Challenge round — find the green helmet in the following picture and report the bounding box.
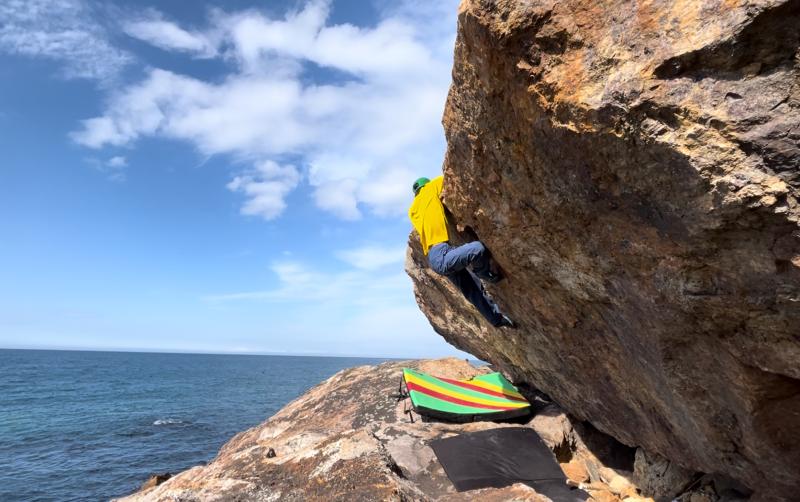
[412,177,431,195]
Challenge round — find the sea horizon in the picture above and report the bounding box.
[0,350,396,501]
[0,346,415,360]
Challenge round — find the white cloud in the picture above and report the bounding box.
[203,255,458,357]
[313,178,361,220]
[107,156,127,168]
[85,155,127,181]
[123,14,217,58]
[357,165,418,216]
[224,0,331,74]
[207,258,408,305]
[71,0,459,219]
[337,244,407,271]
[222,1,436,79]
[226,161,300,220]
[0,0,132,82]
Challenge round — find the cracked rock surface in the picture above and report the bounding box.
[407,1,800,500]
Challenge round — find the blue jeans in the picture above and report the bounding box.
[428,241,503,326]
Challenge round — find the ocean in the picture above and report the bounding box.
[0,349,388,502]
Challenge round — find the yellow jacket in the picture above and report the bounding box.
[408,176,449,255]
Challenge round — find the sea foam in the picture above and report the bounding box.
[153,418,184,426]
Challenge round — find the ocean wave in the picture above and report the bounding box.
[153,418,184,426]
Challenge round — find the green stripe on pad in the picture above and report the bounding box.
[471,372,524,395]
[408,390,499,414]
[403,368,524,405]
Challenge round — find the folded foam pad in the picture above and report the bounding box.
[402,368,531,422]
[430,428,589,501]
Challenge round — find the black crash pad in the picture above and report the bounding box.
[429,427,589,501]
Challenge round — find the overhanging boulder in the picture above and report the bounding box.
[407,1,800,499]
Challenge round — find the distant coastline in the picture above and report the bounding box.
[0,346,407,360]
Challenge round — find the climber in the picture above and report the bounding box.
[408,176,516,329]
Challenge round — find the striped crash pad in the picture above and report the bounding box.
[402,368,531,422]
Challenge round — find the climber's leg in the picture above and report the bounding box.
[446,268,505,327]
[428,241,501,282]
[427,242,453,275]
[428,243,514,328]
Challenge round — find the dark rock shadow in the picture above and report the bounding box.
[574,421,637,472]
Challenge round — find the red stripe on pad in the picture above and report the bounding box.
[437,377,528,402]
[406,382,519,411]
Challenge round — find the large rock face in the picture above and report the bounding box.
[407,0,800,499]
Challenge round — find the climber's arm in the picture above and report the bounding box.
[430,175,444,199]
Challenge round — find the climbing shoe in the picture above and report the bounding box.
[483,270,504,284]
[496,314,517,329]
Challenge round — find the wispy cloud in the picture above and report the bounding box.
[123,12,217,58]
[85,155,128,181]
[202,253,442,356]
[337,244,407,271]
[226,161,301,220]
[207,261,400,303]
[72,0,458,219]
[107,156,127,168]
[0,0,132,82]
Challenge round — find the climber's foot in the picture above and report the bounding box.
[483,269,504,284]
[495,314,517,329]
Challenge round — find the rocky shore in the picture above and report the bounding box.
[119,358,744,502]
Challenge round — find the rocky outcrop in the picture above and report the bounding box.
[407,0,800,500]
[118,358,725,502]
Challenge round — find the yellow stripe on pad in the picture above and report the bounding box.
[464,377,525,399]
[404,372,529,409]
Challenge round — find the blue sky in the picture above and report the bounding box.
[0,0,465,358]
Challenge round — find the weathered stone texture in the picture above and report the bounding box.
[407,0,800,499]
